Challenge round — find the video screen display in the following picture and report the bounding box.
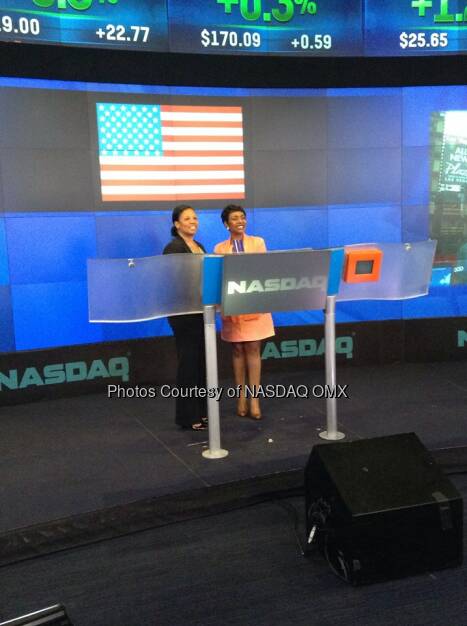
[0,0,464,55]
[430,109,467,284]
[0,78,465,353]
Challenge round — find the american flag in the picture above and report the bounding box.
[96,103,245,201]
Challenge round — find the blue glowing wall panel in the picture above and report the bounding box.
[95,212,172,258]
[6,214,96,284]
[402,287,467,319]
[328,204,402,247]
[253,207,328,250]
[12,282,103,350]
[272,311,324,327]
[402,147,430,206]
[402,205,430,242]
[336,300,403,323]
[0,286,15,352]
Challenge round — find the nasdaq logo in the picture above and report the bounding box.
[227,276,326,295]
[32,0,118,11]
[0,357,129,391]
[262,336,354,360]
[458,330,467,348]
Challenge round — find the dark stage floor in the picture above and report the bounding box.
[1,481,467,626]
[0,360,466,536]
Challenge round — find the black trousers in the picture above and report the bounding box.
[170,314,207,427]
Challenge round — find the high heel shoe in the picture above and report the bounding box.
[249,399,262,420]
[237,398,248,417]
[181,422,207,431]
[191,422,207,431]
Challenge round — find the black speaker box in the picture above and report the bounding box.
[305,433,463,585]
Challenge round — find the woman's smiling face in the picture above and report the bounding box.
[175,207,198,237]
[226,210,246,236]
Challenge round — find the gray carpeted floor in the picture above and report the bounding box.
[0,361,466,534]
[1,476,466,626]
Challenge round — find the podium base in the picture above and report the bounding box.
[202,448,229,460]
[319,430,345,441]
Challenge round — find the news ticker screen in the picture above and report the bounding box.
[0,0,464,55]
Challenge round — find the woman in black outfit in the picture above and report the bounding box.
[163,205,207,431]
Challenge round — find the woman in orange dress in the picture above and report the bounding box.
[214,205,275,420]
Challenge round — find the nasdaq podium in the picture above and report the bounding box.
[88,240,436,458]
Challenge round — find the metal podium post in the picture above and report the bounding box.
[319,295,345,441]
[202,305,228,460]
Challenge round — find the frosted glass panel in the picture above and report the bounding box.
[337,240,436,301]
[88,254,203,322]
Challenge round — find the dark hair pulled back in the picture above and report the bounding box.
[171,204,194,237]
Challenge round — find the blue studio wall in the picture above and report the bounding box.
[0,79,466,352]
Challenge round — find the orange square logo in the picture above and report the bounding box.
[343,248,382,283]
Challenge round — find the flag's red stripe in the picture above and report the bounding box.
[101,164,245,171]
[160,105,242,113]
[162,136,243,143]
[102,193,245,201]
[161,120,243,128]
[102,179,244,187]
[163,151,243,157]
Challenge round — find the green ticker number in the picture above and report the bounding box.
[32,0,118,9]
[411,0,467,23]
[216,0,317,23]
[434,0,467,23]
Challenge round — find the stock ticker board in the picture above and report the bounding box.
[0,0,464,55]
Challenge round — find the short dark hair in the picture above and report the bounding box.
[221,204,246,225]
[171,204,194,237]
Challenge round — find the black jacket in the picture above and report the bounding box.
[162,236,206,256]
[162,235,206,334]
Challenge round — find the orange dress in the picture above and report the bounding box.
[214,234,275,343]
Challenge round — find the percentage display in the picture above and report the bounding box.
[295,0,317,16]
[216,0,317,23]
